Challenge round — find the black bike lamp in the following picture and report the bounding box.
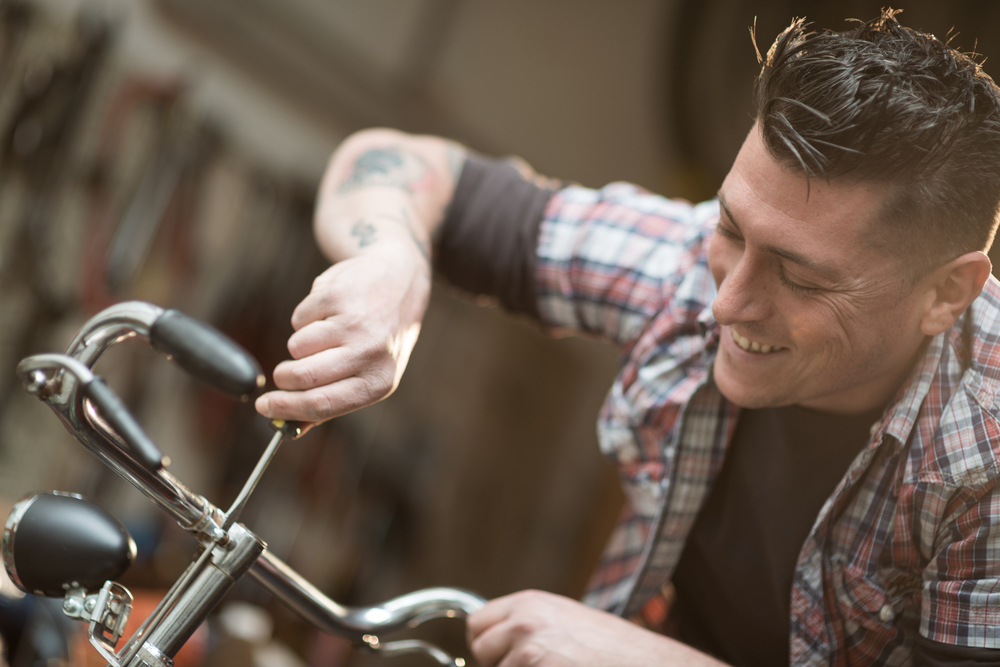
[2,492,136,597]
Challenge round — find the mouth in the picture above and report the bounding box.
[729,327,786,354]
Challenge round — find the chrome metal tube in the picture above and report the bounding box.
[16,301,220,535]
[65,301,164,368]
[15,355,212,532]
[125,524,264,664]
[249,550,486,640]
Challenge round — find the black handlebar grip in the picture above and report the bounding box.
[150,309,265,399]
[85,378,166,471]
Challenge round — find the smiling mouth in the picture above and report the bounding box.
[731,328,786,354]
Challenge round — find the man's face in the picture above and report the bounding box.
[708,127,931,414]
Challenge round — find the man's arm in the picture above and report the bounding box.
[255,128,464,423]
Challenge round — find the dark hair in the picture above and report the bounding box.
[754,8,1000,275]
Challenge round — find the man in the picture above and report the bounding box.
[256,10,1000,666]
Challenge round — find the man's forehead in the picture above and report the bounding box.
[719,130,900,281]
[728,127,888,220]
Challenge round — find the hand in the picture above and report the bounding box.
[254,249,429,423]
[467,590,727,667]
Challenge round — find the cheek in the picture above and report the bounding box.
[782,296,859,353]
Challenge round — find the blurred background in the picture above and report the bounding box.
[0,1,998,665]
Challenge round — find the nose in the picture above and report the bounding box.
[711,247,771,326]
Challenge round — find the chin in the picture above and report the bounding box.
[713,361,786,409]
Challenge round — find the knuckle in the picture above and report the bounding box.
[291,364,320,388]
[304,391,336,421]
[512,641,546,666]
[511,616,541,637]
[361,368,394,402]
[287,329,318,360]
[353,378,382,407]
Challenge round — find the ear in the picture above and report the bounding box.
[920,251,992,336]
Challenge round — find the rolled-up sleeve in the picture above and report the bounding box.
[536,184,720,347]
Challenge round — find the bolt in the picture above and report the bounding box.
[84,597,96,612]
[63,598,82,614]
[24,370,47,395]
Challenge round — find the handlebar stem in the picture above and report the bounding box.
[123,524,264,665]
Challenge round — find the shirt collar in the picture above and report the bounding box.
[870,332,947,450]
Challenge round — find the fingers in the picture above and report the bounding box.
[472,623,518,667]
[286,320,348,359]
[257,339,394,422]
[468,592,551,667]
[290,270,348,331]
[260,255,423,424]
[256,339,394,422]
[272,348,358,391]
[468,599,516,667]
[255,374,387,422]
[467,595,516,643]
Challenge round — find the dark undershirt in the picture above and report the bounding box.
[437,152,556,318]
[436,154,1000,666]
[672,405,882,666]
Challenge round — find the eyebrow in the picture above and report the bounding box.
[717,192,843,282]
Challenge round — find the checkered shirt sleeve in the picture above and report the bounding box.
[534,183,719,344]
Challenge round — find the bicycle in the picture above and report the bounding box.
[2,300,485,666]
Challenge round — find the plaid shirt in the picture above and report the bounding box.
[534,182,1000,665]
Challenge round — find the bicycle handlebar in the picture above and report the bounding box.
[12,301,485,666]
[149,309,265,399]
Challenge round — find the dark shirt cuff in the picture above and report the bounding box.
[435,153,557,318]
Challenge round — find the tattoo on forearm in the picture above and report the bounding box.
[349,211,430,265]
[376,209,430,263]
[338,147,429,193]
[351,219,377,247]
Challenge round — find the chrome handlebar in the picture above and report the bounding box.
[13,301,485,666]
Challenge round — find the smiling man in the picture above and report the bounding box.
[256,9,1000,666]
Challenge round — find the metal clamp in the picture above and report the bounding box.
[62,580,133,667]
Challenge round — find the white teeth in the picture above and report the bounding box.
[730,328,782,354]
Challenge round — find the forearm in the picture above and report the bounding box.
[315,128,465,268]
[255,129,463,424]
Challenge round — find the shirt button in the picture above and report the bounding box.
[879,604,895,623]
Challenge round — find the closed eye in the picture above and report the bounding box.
[716,224,743,243]
[779,268,821,295]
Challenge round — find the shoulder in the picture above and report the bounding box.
[540,184,719,283]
